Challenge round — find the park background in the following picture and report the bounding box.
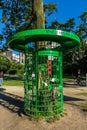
[0,1,87,130]
[0,0,87,83]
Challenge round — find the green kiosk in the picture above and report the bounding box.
[7,29,80,118]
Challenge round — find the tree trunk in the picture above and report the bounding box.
[33,0,46,49]
[33,0,45,28]
[33,0,46,90]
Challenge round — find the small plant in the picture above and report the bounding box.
[76,92,87,96]
[46,115,60,123]
[81,102,87,111]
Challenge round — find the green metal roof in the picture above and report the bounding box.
[7,29,80,52]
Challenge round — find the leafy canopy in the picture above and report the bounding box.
[0,0,57,43]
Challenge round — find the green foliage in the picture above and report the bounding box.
[8,60,24,75]
[51,18,75,31]
[50,11,87,76]
[76,12,87,38]
[44,3,57,16]
[0,0,87,76]
[62,12,87,75]
[0,53,11,72]
[0,0,33,42]
[9,69,17,75]
[0,52,24,75]
[0,0,57,42]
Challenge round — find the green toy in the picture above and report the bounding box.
[7,29,80,118]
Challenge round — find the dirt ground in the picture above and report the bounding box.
[0,81,87,130]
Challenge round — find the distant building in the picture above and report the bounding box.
[19,52,25,64]
[12,53,19,62]
[83,37,87,44]
[3,49,25,64]
[4,49,12,60]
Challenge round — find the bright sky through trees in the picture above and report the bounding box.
[0,0,87,33]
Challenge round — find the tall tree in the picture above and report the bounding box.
[63,11,87,75]
[75,12,87,61]
[76,12,87,38]
[0,0,57,46]
[33,0,46,49]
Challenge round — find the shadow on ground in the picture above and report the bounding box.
[64,95,85,101]
[0,88,24,116]
[64,79,86,87]
[0,88,6,91]
[64,94,87,111]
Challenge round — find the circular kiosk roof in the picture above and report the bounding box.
[7,29,80,52]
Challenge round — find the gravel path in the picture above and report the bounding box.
[0,85,87,130]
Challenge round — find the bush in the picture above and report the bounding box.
[8,61,24,75]
[9,69,17,75]
[0,54,11,73]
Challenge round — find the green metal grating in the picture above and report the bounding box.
[24,46,63,118]
[6,29,80,118]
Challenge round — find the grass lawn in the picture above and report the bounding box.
[3,79,24,86]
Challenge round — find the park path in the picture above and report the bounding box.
[0,85,87,130]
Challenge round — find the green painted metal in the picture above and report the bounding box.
[7,29,80,52]
[38,50,59,56]
[7,29,80,118]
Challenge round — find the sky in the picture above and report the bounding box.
[44,0,87,25]
[0,0,87,33]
